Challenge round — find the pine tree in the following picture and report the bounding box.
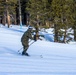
[26,0,51,26]
[26,0,51,40]
[0,0,5,23]
[51,0,74,43]
[0,0,5,15]
[0,0,17,27]
[72,0,76,41]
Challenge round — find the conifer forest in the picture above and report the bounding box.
[0,0,76,42]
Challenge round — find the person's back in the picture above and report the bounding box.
[21,30,31,45]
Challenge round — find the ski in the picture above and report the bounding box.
[18,51,43,58]
[18,52,30,56]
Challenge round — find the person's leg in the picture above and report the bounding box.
[22,45,29,56]
[22,46,26,55]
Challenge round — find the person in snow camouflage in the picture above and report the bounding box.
[21,26,34,56]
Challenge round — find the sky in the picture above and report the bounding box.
[0,24,76,75]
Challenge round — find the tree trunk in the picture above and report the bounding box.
[45,21,50,28]
[13,14,17,25]
[35,14,40,40]
[7,11,11,28]
[6,0,11,28]
[63,29,67,43]
[2,14,6,26]
[74,28,76,41]
[54,24,58,42]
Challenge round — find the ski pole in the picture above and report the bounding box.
[18,47,23,52]
[18,40,35,52]
[29,41,35,46]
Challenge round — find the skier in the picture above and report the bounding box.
[21,26,35,56]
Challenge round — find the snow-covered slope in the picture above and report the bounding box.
[0,25,76,75]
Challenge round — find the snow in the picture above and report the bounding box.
[0,24,76,75]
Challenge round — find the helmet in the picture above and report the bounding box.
[28,26,33,29]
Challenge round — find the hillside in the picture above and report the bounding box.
[0,25,76,75]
